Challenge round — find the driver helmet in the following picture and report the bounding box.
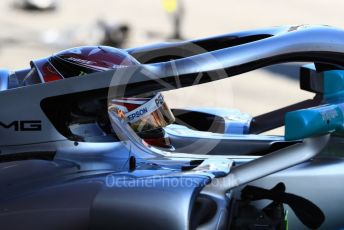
[24,46,175,147]
[108,93,175,147]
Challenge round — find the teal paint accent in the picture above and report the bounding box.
[285,69,344,140]
[285,104,344,140]
[323,70,344,100]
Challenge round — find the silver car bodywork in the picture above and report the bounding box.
[1,25,344,229]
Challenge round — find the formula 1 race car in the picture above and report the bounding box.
[1,25,344,230]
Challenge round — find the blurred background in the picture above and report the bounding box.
[1,0,343,129]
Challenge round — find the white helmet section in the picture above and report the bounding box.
[119,94,164,123]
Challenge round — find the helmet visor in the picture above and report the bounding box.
[109,93,175,133]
